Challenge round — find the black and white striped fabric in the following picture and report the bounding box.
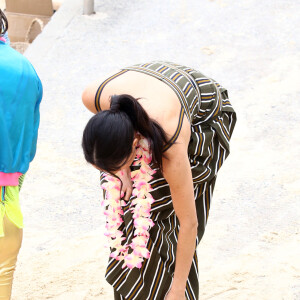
[99,61,236,300]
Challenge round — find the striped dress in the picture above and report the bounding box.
[95,61,236,300]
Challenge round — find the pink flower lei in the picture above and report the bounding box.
[100,138,156,269]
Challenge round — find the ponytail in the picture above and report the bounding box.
[82,94,168,173]
[110,94,168,169]
[0,9,8,36]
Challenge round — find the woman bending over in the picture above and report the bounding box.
[82,61,236,300]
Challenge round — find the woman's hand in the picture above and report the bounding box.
[116,168,132,201]
[165,287,185,300]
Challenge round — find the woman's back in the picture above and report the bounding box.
[83,68,188,144]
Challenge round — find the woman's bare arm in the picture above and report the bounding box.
[162,122,198,298]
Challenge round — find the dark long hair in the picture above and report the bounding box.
[82,94,168,173]
[0,9,8,36]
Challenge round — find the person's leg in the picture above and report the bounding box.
[0,214,23,300]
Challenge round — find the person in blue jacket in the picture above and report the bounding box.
[0,9,43,299]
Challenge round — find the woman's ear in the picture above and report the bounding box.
[133,132,141,149]
[132,137,139,149]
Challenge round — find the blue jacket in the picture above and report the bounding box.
[0,40,42,174]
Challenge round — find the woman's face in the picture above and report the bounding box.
[116,136,139,171]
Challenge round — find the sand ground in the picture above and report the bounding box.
[7,0,300,299]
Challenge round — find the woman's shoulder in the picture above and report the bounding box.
[82,69,123,113]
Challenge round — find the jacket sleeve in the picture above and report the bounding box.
[30,76,43,162]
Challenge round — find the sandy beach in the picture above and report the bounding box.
[7,0,300,299]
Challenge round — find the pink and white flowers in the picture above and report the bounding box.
[100,138,156,269]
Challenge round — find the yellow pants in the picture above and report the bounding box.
[0,214,23,299]
[0,178,24,300]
